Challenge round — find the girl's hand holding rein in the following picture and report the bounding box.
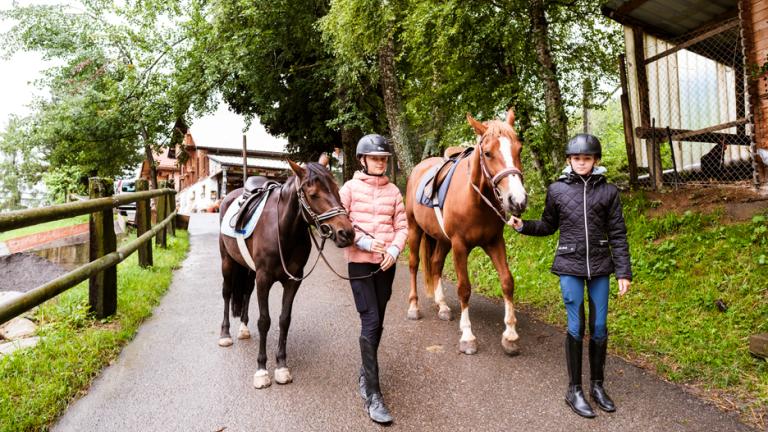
[380,253,395,271]
[370,239,387,254]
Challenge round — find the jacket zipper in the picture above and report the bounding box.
[581,176,591,279]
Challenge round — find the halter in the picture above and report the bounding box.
[296,184,348,239]
[470,135,524,223]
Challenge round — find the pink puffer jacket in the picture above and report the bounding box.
[339,171,408,264]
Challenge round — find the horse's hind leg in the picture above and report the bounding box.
[253,274,273,389]
[432,240,453,321]
[238,270,255,340]
[483,239,521,356]
[219,254,235,347]
[274,279,300,385]
[407,224,424,320]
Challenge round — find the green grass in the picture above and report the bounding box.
[0,215,89,242]
[441,191,768,427]
[0,230,189,432]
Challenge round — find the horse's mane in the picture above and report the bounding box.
[300,162,335,189]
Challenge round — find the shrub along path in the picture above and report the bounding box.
[52,213,753,431]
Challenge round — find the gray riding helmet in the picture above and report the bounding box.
[356,134,392,158]
[565,133,602,159]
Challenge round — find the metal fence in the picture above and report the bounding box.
[0,178,177,325]
[621,16,757,188]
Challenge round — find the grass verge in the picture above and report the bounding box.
[0,215,89,242]
[0,230,189,432]
[442,190,768,428]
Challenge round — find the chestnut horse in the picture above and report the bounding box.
[405,109,528,355]
[218,161,354,388]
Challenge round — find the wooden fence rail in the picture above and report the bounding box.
[0,177,178,324]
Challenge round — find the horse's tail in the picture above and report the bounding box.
[230,267,253,318]
[421,233,437,298]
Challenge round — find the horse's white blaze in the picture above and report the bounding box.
[503,298,519,341]
[499,137,527,206]
[459,307,476,342]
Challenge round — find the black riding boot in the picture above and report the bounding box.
[565,334,596,418]
[358,366,367,399]
[589,338,616,412]
[360,336,393,424]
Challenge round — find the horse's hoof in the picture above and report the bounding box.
[502,338,521,357]
[274,367,293,385]
[218,337,233,347]
[253,370,272,389]
[407,308,422,320]
[438,307,453,321]
[237,324,251,340]
[459,339,478,355]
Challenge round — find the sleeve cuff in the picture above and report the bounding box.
[514,222,524,232]
[386,245,400,259]
[356,237,373,251]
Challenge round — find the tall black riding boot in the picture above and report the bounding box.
[589,338,616,412]
[565,334,596,418]
[360,336,393,424]
[359,327,383,400]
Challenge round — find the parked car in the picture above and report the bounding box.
[115,179,137,226]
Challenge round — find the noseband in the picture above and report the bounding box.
[471,136,524,222]
[296,183,348,240]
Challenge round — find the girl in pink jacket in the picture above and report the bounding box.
[339,134,407,424]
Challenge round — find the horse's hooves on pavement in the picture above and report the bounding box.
[218,337,233,347]
[253,370,272,389]
[274,367,293,385]
[237,325,251,340]
[406,309,422,320]
[502,338,521,357]
[438,308,453,321]
[459,339,478,355]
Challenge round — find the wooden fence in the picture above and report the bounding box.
[0,177,177,325]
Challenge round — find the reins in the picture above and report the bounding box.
[274,177,383,282]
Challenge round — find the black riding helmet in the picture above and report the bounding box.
[356,134,392,176]
[565,133,602,159]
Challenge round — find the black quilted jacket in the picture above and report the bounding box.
[519,170,632,280]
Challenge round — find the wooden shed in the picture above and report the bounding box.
[602,0,768,188]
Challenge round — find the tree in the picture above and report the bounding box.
[1,1,214,189]
[0,116,45,209]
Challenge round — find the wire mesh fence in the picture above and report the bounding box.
[625,16,757,188]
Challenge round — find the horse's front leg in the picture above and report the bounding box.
[484,239,521,356]
[274,279,300,385]
[254,276,273,389]
[452,243,477,354]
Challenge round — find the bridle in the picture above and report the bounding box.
[275,176,381,282]
[469,133,524,223]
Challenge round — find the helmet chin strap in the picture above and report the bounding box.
[361,157,385,177]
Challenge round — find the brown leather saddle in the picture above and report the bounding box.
[418,146,474,208]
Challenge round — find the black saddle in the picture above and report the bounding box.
[420,147,474,206]
[232,176,280,233]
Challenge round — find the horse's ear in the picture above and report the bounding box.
[506,108,515,126]
[467,113,487,136]
[287,159,305,180]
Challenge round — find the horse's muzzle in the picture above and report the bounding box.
[334,227,355,247]
[507,195,528,217]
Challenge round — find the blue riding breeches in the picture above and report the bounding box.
[559,275,609,341]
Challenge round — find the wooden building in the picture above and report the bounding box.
[603,0,768,187]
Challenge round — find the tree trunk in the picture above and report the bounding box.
[142,130,158,190]
[530,0,568,171]
[378,33,418,173]
[341,127,362,182]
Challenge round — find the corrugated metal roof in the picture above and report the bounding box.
[208,155,290,171]
[603,0,736,38]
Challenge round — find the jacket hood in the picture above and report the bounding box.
[559,165,607,183]
[353,170,390,186]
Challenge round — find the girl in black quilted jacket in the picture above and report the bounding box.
[509,134,632,419]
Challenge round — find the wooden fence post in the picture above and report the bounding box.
[156,181,168,248]
[135,179,153,267]
[88,177,117,318]
[167,188,176,237]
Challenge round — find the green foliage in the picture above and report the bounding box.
[0,116,46,210]
[445,193,768,423]
[0,231,189,432]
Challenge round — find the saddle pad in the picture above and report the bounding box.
[416,157,463,209]
[220,190,272,239]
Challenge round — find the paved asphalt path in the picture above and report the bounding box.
[54,214,753,432]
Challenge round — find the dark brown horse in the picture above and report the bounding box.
[218,161,354,388]
[405,109,528,355]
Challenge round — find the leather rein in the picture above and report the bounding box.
[468,138,524,223]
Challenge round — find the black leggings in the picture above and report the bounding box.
[348,262,396,346]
